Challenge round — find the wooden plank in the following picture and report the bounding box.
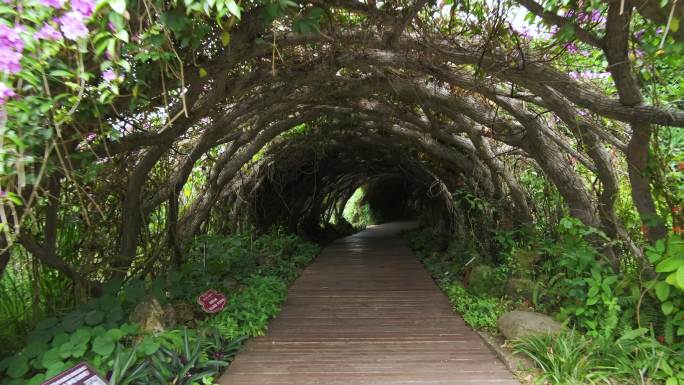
[218,222,520,385]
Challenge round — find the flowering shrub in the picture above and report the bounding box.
[0,0,243,240]
[0,0,130,234]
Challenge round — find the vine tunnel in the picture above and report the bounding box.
[1,0,684,382]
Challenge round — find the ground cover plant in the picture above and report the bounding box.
[0,230,319,384]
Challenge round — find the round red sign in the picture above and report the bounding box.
[197,289,227,313]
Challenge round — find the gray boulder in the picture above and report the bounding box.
[497,311,563,340]
[129,295,176,334]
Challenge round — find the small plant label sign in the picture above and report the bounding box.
[41,362,107,385]
[198,289,227,313]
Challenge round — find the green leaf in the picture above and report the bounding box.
[85,310,105,326]
[656,257,683,273]
[137,336,160,356]
[618,328,648,341]
[124,280,146,303]
[71,328,92,345]
[662,301,675,315]
[106,306,124,323]
[677,265,684,289]
[6,355,29,378]
[106,328,124,341]
[109,0,127,14]
[221,31,231,46]
[671,18,680,33]
[227,0,241,18]
[120,323,139,335]
[72,343,88,358]
[114,29,129,43]
[92,335,115,357]
[52,332,70,347]
[656,281,671,302]
[24,340,49,358]
[58,341,75,359]
[49,70,73,79]
[61,311,85,332]
[27,374,46,385]
[41,348,62,368]
[588,286,599,297]
[35,317,59,331]
[666,377,678,385]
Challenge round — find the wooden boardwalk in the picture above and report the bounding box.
[219,222,520,385]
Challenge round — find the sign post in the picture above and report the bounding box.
[197,289,227,313]
[41,362,107,385]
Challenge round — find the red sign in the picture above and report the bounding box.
[41,362,107,385]
[197,289,227,313]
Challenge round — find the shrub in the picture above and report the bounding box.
[442,281,512,333]
[512,330,608,384]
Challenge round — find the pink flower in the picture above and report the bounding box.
[0,47,22,73]
[35,24,62,40]
[39,0,64,8]
[0,24,25,51]
[0,82,16,104]
[71,0,95,17]
[59,11,88,40]
[102,69,117,82]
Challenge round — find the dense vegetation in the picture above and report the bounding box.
[406,197,683,384]
[0,0,683,383]
[0,231,319,384]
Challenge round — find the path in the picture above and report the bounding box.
[219,222,520,385]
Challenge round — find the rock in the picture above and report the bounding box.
[172,300,196,324]
[505,278,535,301]
[497,311,563,340]
[129,295,175,334]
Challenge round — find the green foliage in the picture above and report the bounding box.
[442,281,511,332]
[0,229,318,385]
[513,328,684,385]
[405,228,514,333]
[342,187,376,228]
[206,275,287,339]
[406,217,684,384]
[467,265,506,298]
[644,235,684,343]
[513,330,608,384]
[543,218,622,339]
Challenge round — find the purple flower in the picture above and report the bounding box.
[565,42,578,53]
[0,24,25,52]
[71,0,95,17]
[35,24,62,40]
[39,0,64,8]
[0,82,16,104]
[634,29,645,41]
[0,47,22,73]
[589,10,604,23]
[85,132,97,141]
[102,69,117,81]
[59,11,88,40]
